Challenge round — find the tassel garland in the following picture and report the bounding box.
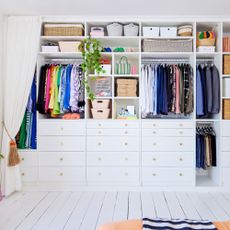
[8,140,20,167]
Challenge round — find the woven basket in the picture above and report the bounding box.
[116,78,137,97]
[223,99,230,119]
[223,55,230,74]
[142,39,193,52]
[223,36,230,52]
[44,24,84,36]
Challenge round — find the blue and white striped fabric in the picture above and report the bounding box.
[143,218,217,230]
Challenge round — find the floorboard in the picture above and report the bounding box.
[113,192,129,221]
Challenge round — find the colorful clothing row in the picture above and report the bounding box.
[37,64,85,117]
[196,125,216,170]
[196,64,220,118]
[16,78,37,149]
[141,64,193,118]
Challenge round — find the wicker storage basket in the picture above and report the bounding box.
[124,23,139,36]
[43,24,84,36]
[91,109,110,119]
[142,39,193,52]
[223,36,230,52]
[196,31,216,47]
[58,41,81,52]
[107,23,123,36]
[116,79,137,97]
[223,99,230,119]
[223,55,230,74]
[91,99,110,109]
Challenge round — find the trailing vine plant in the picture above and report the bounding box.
[79,37,105,100]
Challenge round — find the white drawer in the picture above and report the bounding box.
[223,152,230,167]
[142,129,193,137]
[223,137,230,151]
[87,136,139,151]
[222,122,230,136]
[87,152,139,166]
[223,168,230,182]
[87,167,139,184]
[19,151,37,167]
[87,128,139,136]
[20,167,38,182]
[39,120,85,136]
[39,167,85,182]
[142,121,193,129]
[39,152,85,166]
[142,137,193,151]
[142,167,194,185]
[39,136,85,151]
[87,120,139,129]
[142,152,193,167]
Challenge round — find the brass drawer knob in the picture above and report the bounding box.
[179,173,183,176]
[179,158,183,161]
[21,158,25,161]
[60,142,64,146]
[153,143,157,146]
[124,142,128,146]
[59,172,63,176]
[124,172,128,176]
[152,157,156,161]
[60,127,64,131]
[98,123,102,127]
[179,124,183,127]
[98,142,102,146]
[179,143,183,146]
[21,173,25,176]
[152,131,156,134]
[152,124,156,127]
[60,157,63,161]
[98,157,102,161]
[179,131,183,134]
[124,131,128,134]
[98,172,102,176]
[98,131,102,134]
[124,157,128,161]
[152,173,156,176]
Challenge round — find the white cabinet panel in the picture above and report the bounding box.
[142,167,194,185]
[142,121,193,129]
[223,137,230,151]
[223,152,230,167]
[20,167,38,182]
[223,168,230,183]
[87,128,139,136]
[142,128,193,137]
[87,136,139,151]
[39,152,85,166]
[19,151,37,167]
[87,152,139,166]
[39,136,85,151]
[39,120,85,136]
[142,152,193,167]
[39,167,85,182]
[87,120,139,129]
[142,137,193,151]
[222,122,230,137]
[87,167,139,184]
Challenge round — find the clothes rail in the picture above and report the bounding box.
[44,58,83,62]
[142,58,190,63]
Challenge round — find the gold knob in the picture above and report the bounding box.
[60,127,64,131]
[152,124,156,127]
[152,173,156,176]
[179,158,183,161]
[59,172,63,176]
[124,131,128,134]
[125,157,128,161]
[98,157,102,161]
[98,131,102,134]
[179,173,183,176]
[21,173,25,176]
[179,143,183,146]
[124,142,128,146]
[60,157,63,161]
[60,142,64,146]
[98,142,102,146]
[124,172,128,176]
[179,131,183,134]
[152,157,156,161]
[98,172,102,176]
[98,123,102,127]
[153,143,157,146]
[21,158,25,161]
[125,123,128,127]
[152,131,156,134]
[179,124,183,127]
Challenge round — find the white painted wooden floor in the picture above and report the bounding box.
[1,191,230,230]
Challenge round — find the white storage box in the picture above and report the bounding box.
[58,41,81,52]
[197,46,215,53]
[41,46,59,53]
[124,23,139,36]
[143,27,160,37]
[95,64,111,75]
[107,23,123,36]
[160,27,177,37]
[223,78,230,97]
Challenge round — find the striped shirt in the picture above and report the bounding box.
[143,218,217,230]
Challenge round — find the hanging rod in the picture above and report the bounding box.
[196,121,214,125]
[142,58,190,63]
[196,58,214,62]
[44,58,83,62]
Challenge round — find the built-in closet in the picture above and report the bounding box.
[18,18,230,189]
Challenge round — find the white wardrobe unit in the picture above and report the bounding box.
[19,17,230,190]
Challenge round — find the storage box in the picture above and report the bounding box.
[197,46,215,53]
[143,27,160,37]
[95,77,112,97]
[43,23,84,36]
[91,108,110,119]
[41,46,59,53]
[116,79,137,97]
[196,31,216,47]
[177,25,193,36]
[224,55,230,75]
[142,39,193,52]
[95,64,111,75]
[58,41,81,52]
[160,27,177,37]
[223,36,230,52]
[223,99,230,119]
[91,99,110,109]
[223,78,230,97]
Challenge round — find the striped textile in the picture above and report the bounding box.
[143,218,217,230]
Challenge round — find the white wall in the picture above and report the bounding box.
[0,14,3,149]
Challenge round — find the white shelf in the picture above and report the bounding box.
[115,97,139,99]
[114,74,139,77]
[39,52,82,58]
[141,36,194,40]
[141,52,194,58]
[88,74,113,77]
[196,176,219,187]
[41,36,85,41]
[196,52,220,57]
[223,75,230,77]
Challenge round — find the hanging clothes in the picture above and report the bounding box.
[141,63,193,118]
[16,77,37,149]
[37,64,85,118]
[196,125,217,170]
[196,64,220,118]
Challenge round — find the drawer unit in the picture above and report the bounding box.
[222,122,230,136]
[39,167,85,182]
[39,120,85,136]
[142,167,194,185]
[223,137,230,151]
[142,128,193,137]
[39,152,85,166]
[20,167,38,182]
[87,152,139,166]
[87,120,139,129]
[87,136,139,151]
[142,121,193,129]
[222,152,230,167]
[142,137,193,152]
[19,151,38,167]
[39,136,85,151]
[142,152,193,167]
[87,167,139,184]
[87,128,139,136]
[223,168,230,183]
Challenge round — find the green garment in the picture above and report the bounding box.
[18,113,27,149]
[53,66,61,115]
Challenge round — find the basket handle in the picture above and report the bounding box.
[119,56,128,64]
